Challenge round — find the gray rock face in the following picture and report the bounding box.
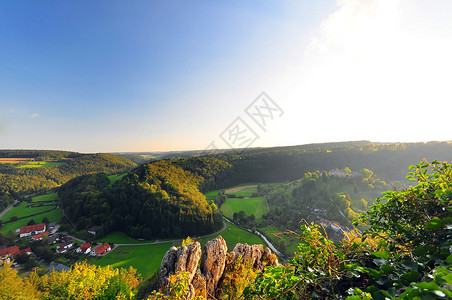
[232,243,264,270]
[157,246,178,286]
[174,242,202,282]
[157,236,279,299]
[201,236,228,298]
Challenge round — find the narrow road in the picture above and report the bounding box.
[0,203,15,219]
[113,220,227,246]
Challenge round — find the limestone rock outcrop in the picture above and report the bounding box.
[201,236,228,297]
[156,236,279,299]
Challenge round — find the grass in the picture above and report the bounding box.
[2,193,58,220]
[91,243,172,277]
[198,222,264,250]
[31,193,59,202]
[221,197,268,219]
[0,208,63,234]
[96,231,153,244]
[259,226,299,257]
[91,222,265,277]
[15,161,65,168]
[0,193,61,234]
[108,173,127,185]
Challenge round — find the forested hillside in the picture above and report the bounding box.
[262,169,391,244]
[0,150,136,195]
[57,141,452,241]
[206,141,452,188]
[59,159,224,239]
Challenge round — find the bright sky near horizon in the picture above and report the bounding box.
[1,0,451,153]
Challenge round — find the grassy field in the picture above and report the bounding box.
[2,193,58,220]
[207,183,287,220]
[0,193,62,234]
[91,222,265,277]
[91,242,172,277]
[96,231,153,244]
[221,197,268,219]
[259,226,299,257]
[108,173,127,185]
[198,222,264,250]
[15,161,65,168]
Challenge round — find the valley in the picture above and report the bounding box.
[1,141,451,299]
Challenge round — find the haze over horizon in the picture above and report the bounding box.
[1,0,451,153]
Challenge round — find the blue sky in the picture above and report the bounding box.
[1,1,451,152]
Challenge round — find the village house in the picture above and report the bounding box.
[56,241,73,253]
[76,243,92,254]
[88,225,100,235]
[90,243,111,256]
[32,231,50,241]
[19,223,46,238]
[47,234,60,244]
[0,246,19,262]
[0,246,32,263]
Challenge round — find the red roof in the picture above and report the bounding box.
[32,232,50,240]
[93,243,110,255]
[20,223,46,234]
[17,248,32,255]
[0,246,20,257]
[79,243,91,252]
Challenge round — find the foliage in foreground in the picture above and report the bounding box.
[0,261,140,300]
[244,160,452,299]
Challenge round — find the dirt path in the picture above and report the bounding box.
[225,185,257,194]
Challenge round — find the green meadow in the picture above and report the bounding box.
[15,161,65,168]
[198,222,264,249]
[91,243,172,277]
[0,193,62,234]
[220,197,268,219]
[96,231,153,244]
[108,173,127,185]
[91,222,265,277]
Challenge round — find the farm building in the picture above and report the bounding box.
[19,223,46,238]
[90,243,111,256]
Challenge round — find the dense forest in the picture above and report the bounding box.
[59,160,224,239]
[0,150,136,195]
[201,141,452,189]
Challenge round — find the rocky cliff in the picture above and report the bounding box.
[157,236,280,299]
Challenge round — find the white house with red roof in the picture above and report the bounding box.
[0,246,32,263]
[19,223,46,238]
[76,243,92,254]
[32,231,50,241]
[90,243,111,256]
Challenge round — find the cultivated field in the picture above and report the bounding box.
[0,158,65,168]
